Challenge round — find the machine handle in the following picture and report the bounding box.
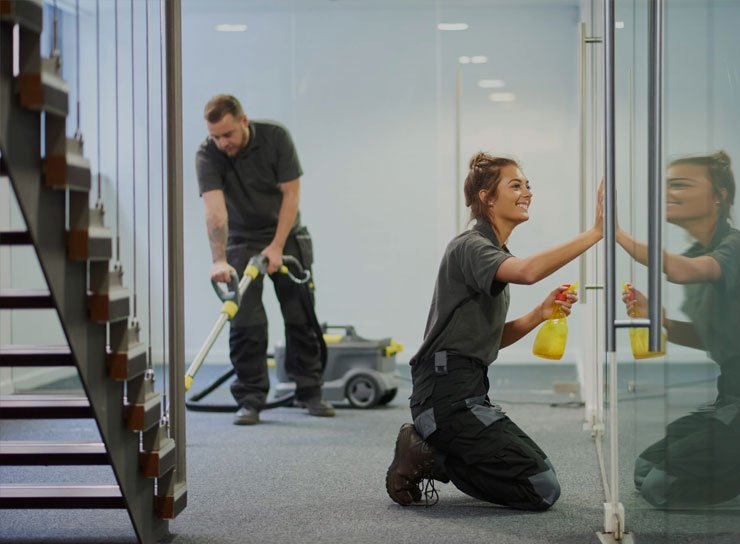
[210,269,240,304]
[321,323,357,337]
[280,255,311,284]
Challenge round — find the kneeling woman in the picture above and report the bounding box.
[386,152,602,511]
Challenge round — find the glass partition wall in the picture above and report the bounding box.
[588,0,740,541]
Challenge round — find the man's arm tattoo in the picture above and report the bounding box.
[208,223,227,262]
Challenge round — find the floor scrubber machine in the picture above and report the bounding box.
[274,324,402,408]
[185,255,401,411]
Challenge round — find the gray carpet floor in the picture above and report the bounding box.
[1,363,739,544]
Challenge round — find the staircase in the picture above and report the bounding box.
[0,1,186,542]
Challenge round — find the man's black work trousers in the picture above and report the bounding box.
[226,231,322,409]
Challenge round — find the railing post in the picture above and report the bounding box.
[161,0,187,518]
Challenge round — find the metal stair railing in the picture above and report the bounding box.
[0,2,185,542]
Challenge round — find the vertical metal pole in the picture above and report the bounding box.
[604,0,616,355]
[603,0,622,536]
[454,67,461,233]
[591,4,605,432]
[165,0,185,483]
[579,22,587,304]
[647,0,664,351]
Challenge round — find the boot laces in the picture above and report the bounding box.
[419,478,439,506]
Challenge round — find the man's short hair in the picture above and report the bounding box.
[204,94,244,123]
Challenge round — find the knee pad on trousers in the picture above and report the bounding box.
[640,468,675,507]
[528,468,561,511]
[634,456,654,491]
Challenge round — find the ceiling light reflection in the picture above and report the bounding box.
[488,92,517,102]
[478,79,505,89]
[216,24,247,32]
[438,23,469,31]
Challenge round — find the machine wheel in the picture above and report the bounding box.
[345,373,381,409]
[377,388,398,406]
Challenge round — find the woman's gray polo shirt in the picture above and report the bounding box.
[681,221,740,399]
[411,221,512,367]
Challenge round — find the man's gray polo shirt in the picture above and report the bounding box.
[195,120,303,242]
[411,221,512,367]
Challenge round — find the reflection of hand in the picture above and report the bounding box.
[261,244,284,275]
[593,179,604,236]
[540,285,578,321]
[622,284,647,318]
[211,260,236,283]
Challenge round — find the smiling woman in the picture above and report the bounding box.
[385,151,603,510]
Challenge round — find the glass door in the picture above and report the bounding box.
[600,0,740,541]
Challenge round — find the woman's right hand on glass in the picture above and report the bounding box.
[592,179,605,236]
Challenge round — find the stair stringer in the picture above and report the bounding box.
[0,26,167,544]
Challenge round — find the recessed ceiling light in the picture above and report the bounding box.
[615,21,625,29]
[478,79,505,88]
[458,56,471,64]
[438,23,469,31]
[216,24,247,32]
[471,56,488,64]
[488,92,517,102]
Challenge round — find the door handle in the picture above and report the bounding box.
[605,0,663,351]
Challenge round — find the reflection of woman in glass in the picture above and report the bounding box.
[385,152,603,510]
[618,151,740,507]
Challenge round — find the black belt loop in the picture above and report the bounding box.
[434,351,448,375]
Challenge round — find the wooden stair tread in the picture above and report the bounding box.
[0,485,124,508]
[0,231,32,245]
[0,344,74,366]
[0,441,108,465]
[0,395,91,418]
[0,289,54,309]
[0,0,44,33]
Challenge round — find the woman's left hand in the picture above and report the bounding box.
[539,285,578,321]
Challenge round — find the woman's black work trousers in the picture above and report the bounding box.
[410,351,560,511]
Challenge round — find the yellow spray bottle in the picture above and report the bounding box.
[532,283,577,360]
[622,282,666,359]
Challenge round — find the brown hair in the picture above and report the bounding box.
[669,150,735,221]
[203,94,245,124]
[464,152,519,223]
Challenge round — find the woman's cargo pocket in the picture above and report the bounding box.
[446,395,507,439]
[465,395,507,428]
[293,226,314,268]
